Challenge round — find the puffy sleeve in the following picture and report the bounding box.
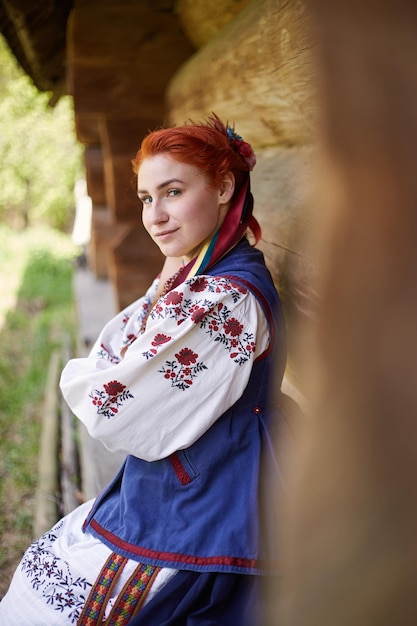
[60,274,270,461]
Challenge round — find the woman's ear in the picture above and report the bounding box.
[219,172,235,204]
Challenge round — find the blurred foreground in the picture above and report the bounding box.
[266,2,417,625]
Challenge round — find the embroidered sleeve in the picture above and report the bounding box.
[60,275,269,461]
[87,278,158,363]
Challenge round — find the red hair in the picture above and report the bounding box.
[132,114,251,198]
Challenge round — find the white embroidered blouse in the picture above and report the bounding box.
[60,274,269,462]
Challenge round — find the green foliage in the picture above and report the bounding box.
[0,225,78,588]
[0,36,83,230]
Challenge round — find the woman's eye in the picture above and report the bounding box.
[167,188,180,197]
[140,195,152,205]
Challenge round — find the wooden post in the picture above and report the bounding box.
[270,2,417,625]
[34,350,61,538]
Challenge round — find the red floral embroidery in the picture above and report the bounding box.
[149,275,257,371]
[189,277,208,292]
[159,348,207,390]
[190,305,206,323]
[103,380,125,397]
[208,319,219,332]
[165,291,183,305]
[152,333,171,347]
[89,379,134,418]
[142,333,172,360]
[223,317,243,337]
[175,347,198,366]
[207,307,256,364]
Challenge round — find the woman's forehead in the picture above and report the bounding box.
[137,154,206,188]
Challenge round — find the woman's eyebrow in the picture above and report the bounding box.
[137,178,184,194]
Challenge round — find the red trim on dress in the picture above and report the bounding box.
[89,519,258,570]
[169,452,193,485]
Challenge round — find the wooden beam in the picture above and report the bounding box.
[167,0,316,148]
[177,0,251,48]
[99,117,157,221]
[67,3,194,118]
[108,223,164,311]
[84,146,106,206]
[250,145,317,388]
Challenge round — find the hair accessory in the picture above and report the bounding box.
[226,124,256,171]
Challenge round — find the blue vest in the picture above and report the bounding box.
[83,240,286,575]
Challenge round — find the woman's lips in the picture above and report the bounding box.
[155,228,178,240]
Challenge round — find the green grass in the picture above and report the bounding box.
[0,225,79,595]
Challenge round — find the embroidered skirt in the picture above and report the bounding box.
[0,500,177,625]
[0,500,259,625]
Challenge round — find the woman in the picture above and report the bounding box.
[0,114,286,625]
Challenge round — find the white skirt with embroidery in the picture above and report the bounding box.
[0,500,177,625]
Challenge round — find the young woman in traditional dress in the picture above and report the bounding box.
[0,114,286,625]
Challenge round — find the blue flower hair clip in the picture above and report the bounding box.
[226,124,256,171]
[226,125,242,143]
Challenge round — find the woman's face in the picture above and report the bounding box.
[137,154,233,263]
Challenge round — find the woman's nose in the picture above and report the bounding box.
[151,200,168,224]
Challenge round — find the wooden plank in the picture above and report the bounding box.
[67,3,193,117]
[89,207,114,279]
[177,0,251,48]
[99,118,156,220]
[250,145,317,388]
[60,341,81,515]
[108,223,164,311]
[75,113,101,145]
[167,0,316,148]
[102,151,138,221]
[33,350,61,538]
[85,146,106,206]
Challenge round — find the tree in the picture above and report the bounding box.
[0,36,83,230]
